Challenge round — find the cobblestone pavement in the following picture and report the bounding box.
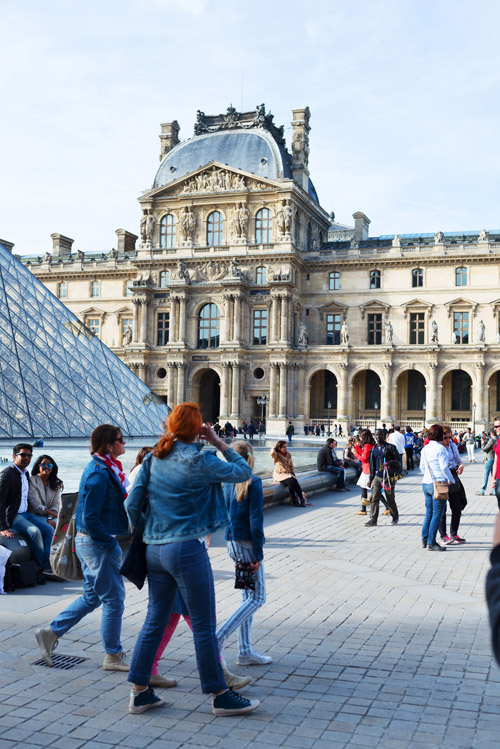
[1,455,499,748]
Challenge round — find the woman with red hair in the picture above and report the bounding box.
[125,403,259,717]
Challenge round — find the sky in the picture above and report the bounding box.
[1,0,500,255]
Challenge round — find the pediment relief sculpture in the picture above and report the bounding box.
[178,166,274,196]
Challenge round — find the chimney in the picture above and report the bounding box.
[0,238,14,253]
[159,120,180,161]
[352,212,370,242]
[291,107,311,191]
[115,229,138,253]
[51,233,74,257]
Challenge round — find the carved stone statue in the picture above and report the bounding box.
[42,251,52,264]
[231,207,242,238]
[140,211,154,243]
[237,203,249,237]
[341,320,349,345]
[109,247,118,259]
[122,327,133,347]
[496,331,500,345]
[392,234,401,247]
[180,206,196,241]
[177,259,190,284]
[350,237,359,249]
[478,319,486,342]
[385,320,393,343]
[76,249,85,261]
[451,330,458,344]
[229,258,240,277]
[298,323,308,346]
[283,200,293,233]
[276,201,286,235]
[434,231,444,244]
[478,229,489,242]
[430,319,439,344]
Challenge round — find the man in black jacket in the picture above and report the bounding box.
[486,511,500,665]
[0,443,53,570]
[317,438,349,491]
[365,429,401,526]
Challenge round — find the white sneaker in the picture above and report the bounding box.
[236,652,273,666]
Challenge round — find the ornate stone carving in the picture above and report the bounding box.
[140,210,154,243]
[230,202,250,239]
[341,320,349,345]
[385,320,393,343]
[173,259,191,284]
[297,323,308,346]
[478,229,489,242]
[434,231,444,244]
[430,319,439,344]
[193,104,286,148]
[180,206,196,241]
[478,319,486,342]
[122,328,133,347]
[392,234,401,247]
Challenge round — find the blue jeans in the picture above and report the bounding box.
[11,511,54,568]
[421,483,447,545]
[481,457,494,493]
[322,465,346,489]
[216,541,266,657]
[50,535,125,654]
[128,539,226,693]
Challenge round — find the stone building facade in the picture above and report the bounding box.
[20,105,500,432]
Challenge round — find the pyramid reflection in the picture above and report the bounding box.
[0,240,168,438]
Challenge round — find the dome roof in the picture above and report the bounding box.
[154,129,292,189]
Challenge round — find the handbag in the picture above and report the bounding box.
[234,560,256,590]
[422,449,449,501]
[50,492,84,581]
[119,454,152,590]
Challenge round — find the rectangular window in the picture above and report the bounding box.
[367,313,382,344]
[125,280,134,297]
[91,281,100,298]
[87,319,100,338]
[409,312,425,344]
[252,309,267,345]
[453,311,469,344]
[156,312,170,346]
[326,314,341,345]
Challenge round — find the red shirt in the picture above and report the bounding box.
[494,440,500,479]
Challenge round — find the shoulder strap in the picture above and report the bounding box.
[422,447,437,482]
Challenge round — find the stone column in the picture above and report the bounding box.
[140,299,148,344]
[474,362,485,423]
[380,364,392,424]
[178,294,187,345]
[137,364,146,383]
[233,295,241,343]
[269,362,278,417]
[271,294,280,343]
[132,299,140,343]
[278,362,287,418]
[169,296,177,343]
[280,294,289,343]
[176,362,186,403]
[167,362,175,408]
[223,294,232,344]
[295,364,306,419]
[221,362,230,417]
[231,362,240,417]
[337,363,349,421]
[426,362,438,423]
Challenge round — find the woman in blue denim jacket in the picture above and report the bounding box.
[216,441,270,667]
[35,424,130,672]
[125,403,260,717]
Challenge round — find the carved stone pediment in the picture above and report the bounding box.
[142,162,276,200]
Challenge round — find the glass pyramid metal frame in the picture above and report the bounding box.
[0,240,169,438]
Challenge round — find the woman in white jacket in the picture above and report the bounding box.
[420,425,454,551]
[28,455,63,530]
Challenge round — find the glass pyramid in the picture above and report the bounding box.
[0,240,169,438]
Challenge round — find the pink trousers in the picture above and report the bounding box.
[151,613,192,675]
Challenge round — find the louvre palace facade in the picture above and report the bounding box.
[20,105,500,433]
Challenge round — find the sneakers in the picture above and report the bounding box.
[427,542,446,551]
[149,673,178,688]
[236,651,272,666]
[421,538,427,548]
[391,519,399,525]
[222,662,252,690]
[476,491,485,495]
[442,535,455,545]
[364,519,377,527]
[212,688,260,716]
[103,650,130,672]
[129,687,164,714]
[35,627,59,666]
[453,535,466,544]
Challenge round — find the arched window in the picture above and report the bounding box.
[255,208,272,244]
[198,303,220,349]
[159,214,176,249]
[369,269,381,289]
[412,268,423,288]
[256,266,267,285]
[207,211,223,246]
[90,281,100,298]
[329,271,340,290]
[455,266,467,286]
[58,282,67,299]
[159,270,169,288]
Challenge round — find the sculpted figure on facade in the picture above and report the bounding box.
[430,319,439,344]
[228,258,241,278]
[341,320,349,345]
[392,234,401,247]
[180,206,196,241]
[238,203,249,237]
[283,200,293,233]
[385,320,393,343]
[42,251,52,264]
[276,201,286,235]
[122,327,133,347]
[451,330,458,344]
[292,131,309,166]
[434,231,444,244]
[298,323,308,346]
[478,319,486,342]
[140,210,154,243]
[176,259,190,284]
[478,229,489,242]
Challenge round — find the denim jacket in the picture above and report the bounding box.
[75,456,129,550]
[224,476,265,562]
[125,442,252,544]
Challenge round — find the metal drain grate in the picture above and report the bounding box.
[32,654,90,670]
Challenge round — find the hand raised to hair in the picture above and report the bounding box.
[199,423,228,451]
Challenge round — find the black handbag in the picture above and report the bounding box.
[234,560,256,590]
[119,454,152,590]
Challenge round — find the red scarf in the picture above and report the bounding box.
[95,454,129,497]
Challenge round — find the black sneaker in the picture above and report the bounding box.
[364,519,377,527]
[421,538,427,548]
[212,688,260,717]
[391,519,399,525]
[427,542,446,552]
[129,687,164,714]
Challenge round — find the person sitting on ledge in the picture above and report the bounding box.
[317,438,350,492]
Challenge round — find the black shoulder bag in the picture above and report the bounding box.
[119,454,152,590]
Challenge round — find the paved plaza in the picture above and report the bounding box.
[1,457,499,748]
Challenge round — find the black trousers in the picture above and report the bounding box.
[439,491,463,538]
[405,447,414,470]
[280,477,305,507]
